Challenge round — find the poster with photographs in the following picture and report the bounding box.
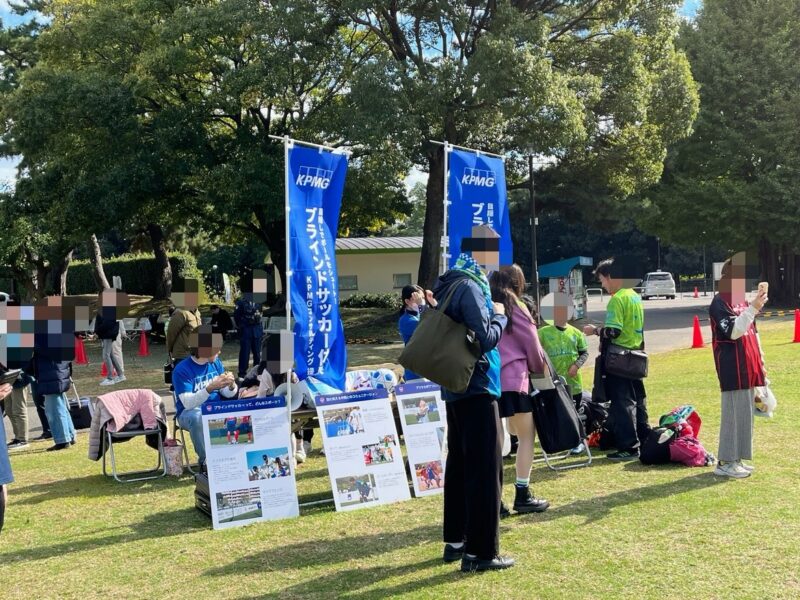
[202,396,299,530]
[395,382,447,497]
[316,389,411,512]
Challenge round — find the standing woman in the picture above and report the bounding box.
[490,265,550,514]
[435,225,511,572]
[397,285,437,382]
[709,254,768,478]
[0,382,14,531]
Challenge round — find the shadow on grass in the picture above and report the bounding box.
[511,471,725,527]
[14,472,194,506]
[0,507,207,564]
[237,559,465,600]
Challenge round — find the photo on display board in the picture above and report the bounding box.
[215,487,263,523]
[246,447,292,481]
[335,474,378,507]
[414,460,443,491]
[401,396,441,426]
[435,426,446,452]
[322,406,366,437]
[362,435,397,466]
[208,415,254,447]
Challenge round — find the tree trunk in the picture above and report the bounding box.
[147,223,172,300]
[49,249,74,296]
[87,233,111,291]
[758,239,800,306]
[418,147,445,289]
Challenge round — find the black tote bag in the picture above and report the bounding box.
[530,358,586,454]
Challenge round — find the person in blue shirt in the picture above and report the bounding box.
[397,284,437,381]
[173,325,238,467]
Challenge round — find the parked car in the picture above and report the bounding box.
[0,291,10,302]
[641,271,676,300]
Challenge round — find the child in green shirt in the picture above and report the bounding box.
[538,292,590,405]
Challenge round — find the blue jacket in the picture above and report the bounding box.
[433,271,507,402]
[398,307,425,381]
[234,299,263,331]
[33,356,71,396]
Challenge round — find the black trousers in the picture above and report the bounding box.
[605,373,649,452]
[443,394,502,560]
[32,385,51,437]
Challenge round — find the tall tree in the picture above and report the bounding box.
[339,1,699,287]
[640,0,800,303]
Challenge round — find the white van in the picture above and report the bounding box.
[641,271,676,300]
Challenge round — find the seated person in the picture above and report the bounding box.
[173,325,238,466]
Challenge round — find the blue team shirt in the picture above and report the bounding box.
[173,356,227,416]
[398,308,424,380]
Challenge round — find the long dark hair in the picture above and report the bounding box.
[490,265,533,334]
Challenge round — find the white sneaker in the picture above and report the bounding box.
[736,461,755,473]
[294,450,306,464]
[714,461,750,479]
[113,375,127,384]
[99,378,115,386]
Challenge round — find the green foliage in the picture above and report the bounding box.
[66,253,204,297]
[639,0,800,300]
[340,293,400,310]
[382,181,426,237]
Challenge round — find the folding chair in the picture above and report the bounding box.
[535,442,593,471]
[101,418,167,483]
[172,389,200,475]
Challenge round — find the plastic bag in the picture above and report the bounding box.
[501,418,512,457]
[754,385,777,418]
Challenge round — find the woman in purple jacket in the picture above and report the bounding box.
[490,265,550,514]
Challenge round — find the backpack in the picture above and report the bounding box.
[669,436,713,467]
[639,427,676,465]
[576,392,609,435]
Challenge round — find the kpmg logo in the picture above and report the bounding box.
[461,167,496,187]
[296,166,333,190]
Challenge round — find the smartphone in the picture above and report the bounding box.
[758,281,769,296]
[0,369,22,385]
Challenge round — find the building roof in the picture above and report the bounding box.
[538,256,593,279]
[336,236,424,253]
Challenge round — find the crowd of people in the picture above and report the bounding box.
[397,229,771,573]
[0,246,774,566]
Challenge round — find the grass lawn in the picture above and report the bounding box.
[2,322,799,599]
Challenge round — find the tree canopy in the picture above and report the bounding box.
[641,0,800,302]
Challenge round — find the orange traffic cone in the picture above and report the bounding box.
[793,309,800,343]
[691,315,704,348]
[101,363,118,378]
[693,287,699,298]
[74,337,89,365]
[138,330,150,357]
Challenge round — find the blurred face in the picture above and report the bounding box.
[598,273,616,294]
[172,278,201,311]
[553,304,569,327]
[190,327,223,361]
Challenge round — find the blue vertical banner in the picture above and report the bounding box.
[446,148,512,268]
[288,144,348,392]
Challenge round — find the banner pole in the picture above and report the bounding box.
[283,135,293,427]
[441,141,449,276]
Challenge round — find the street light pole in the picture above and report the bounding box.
[528,155,540,314]
[701,232,707,296]
[657,237,661,271]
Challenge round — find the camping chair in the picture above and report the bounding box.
[172,389,200,475]
[101,415,167,483]
[535,442,593,471]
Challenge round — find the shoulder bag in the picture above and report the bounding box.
[398,279,481,393]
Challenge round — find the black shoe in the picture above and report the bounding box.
[70,438,76,446]
[34,433,53,441]
[46,443,70,452]
[608,450,639,461]
[7,440,29,450]
[500,502,511,519]
[460,554,515,572]
[513,485,550,514]
[443,543,465,563]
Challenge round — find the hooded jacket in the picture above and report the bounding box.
[432,271,507,401]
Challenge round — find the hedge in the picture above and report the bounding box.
[340,293,400,310]
[67,253,205,297]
